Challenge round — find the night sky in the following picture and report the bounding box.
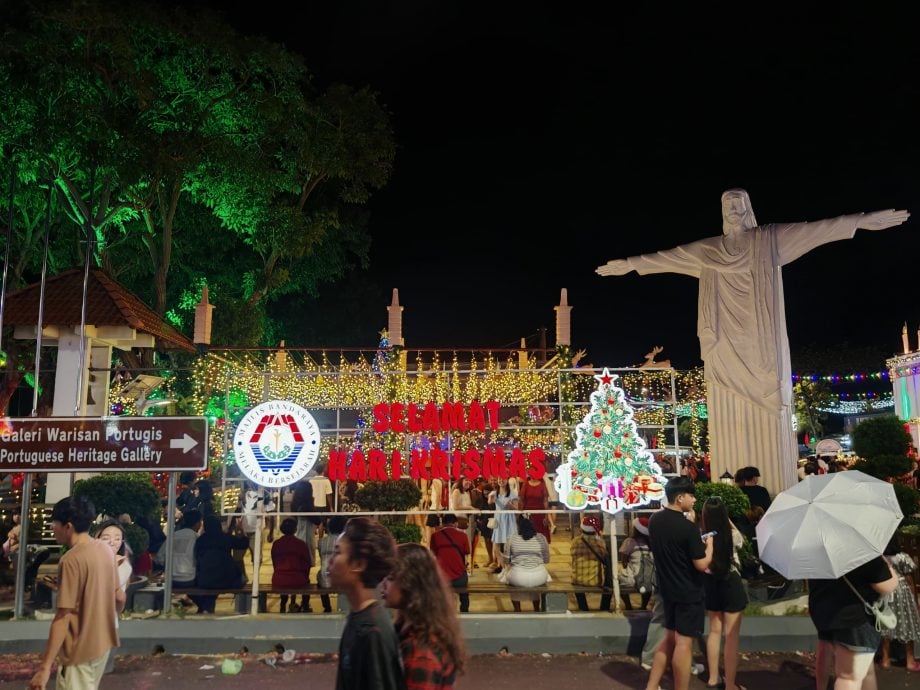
[207,2,919,370]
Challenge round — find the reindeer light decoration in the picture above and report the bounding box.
[639,346,671,369]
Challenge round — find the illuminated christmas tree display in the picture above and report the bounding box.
[372,329,391,372]
[555,368,666,514]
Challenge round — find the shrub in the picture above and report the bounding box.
[892,483,920,523]
[851,416,917,524]
[852,455,914,480]
[386,522,422,544]
[73,473,161,523]
[692,482,751,520]
[852,415,912,459]
[354,479,422,513]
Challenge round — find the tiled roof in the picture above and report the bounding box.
[3,268,195,352]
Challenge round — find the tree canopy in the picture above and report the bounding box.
[0,0,395,353]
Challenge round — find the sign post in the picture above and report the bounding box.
[0,416,209,472]
[5,416,208,618]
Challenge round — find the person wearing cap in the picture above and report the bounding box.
[644,476,714,690]
[571,514,612,611]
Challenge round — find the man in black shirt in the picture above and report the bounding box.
[329,517,405,690]
[734,466,772,513]
[644,477,713,690]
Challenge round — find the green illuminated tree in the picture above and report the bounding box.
[1,0,395,352]
[793,379,835,443]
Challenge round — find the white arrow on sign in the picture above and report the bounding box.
[170,433,199,454]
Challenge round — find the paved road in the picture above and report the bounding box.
[1,651,918,689]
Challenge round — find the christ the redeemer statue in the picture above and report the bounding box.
[597,189,909,495]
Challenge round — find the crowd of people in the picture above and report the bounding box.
[637,465,920,690]
[17,458,920,690]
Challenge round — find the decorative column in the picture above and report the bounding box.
[194,284,214,348]
[555,288,572,347]
[387,288,404,347]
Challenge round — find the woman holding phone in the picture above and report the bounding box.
[700,496,748,690]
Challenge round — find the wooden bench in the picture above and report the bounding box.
[165,585,343,614]
[254,586,343,613]
[456,581,608,612]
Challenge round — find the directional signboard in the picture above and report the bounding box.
[0,416,209,472]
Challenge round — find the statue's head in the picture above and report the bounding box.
[721,188,757,234]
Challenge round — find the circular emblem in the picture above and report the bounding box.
[233,400,321,487]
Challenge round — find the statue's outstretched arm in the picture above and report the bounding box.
[597,243,704,278]
[776,208,910,266]
[596,258,633,276]
[857,209,910,231]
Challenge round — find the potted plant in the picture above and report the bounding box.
[353,479,423,543]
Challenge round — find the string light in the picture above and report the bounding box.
[791,371,889,383]
[817,398,895,415]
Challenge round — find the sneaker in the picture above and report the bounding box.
[641,661,702,675]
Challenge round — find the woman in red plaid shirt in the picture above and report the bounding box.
[382,543,466,690]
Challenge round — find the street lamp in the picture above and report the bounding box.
[720,470,734,485]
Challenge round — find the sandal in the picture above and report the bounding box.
[706,679,725,689]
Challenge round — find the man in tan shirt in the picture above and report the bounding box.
[30,496,124,690]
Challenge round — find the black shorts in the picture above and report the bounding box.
[817,620,880,653]
[704,571,748,613]
[663,598,705,638]
[425,514,441,528]
[476,516,493,539]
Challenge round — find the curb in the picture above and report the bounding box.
[0,613,819,656]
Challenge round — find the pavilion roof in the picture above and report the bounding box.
[3,268,194,352]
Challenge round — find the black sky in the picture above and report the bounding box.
[207,1,919,370]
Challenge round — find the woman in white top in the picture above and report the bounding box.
[95,519,133,674]
[503,513,550,612]
[450,478,476,568]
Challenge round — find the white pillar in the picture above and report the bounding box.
[45,333,92,503]
[68,344,114,489]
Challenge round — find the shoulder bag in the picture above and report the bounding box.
[842,575,897,632]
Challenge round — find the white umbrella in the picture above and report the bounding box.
[755,470,903,580]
